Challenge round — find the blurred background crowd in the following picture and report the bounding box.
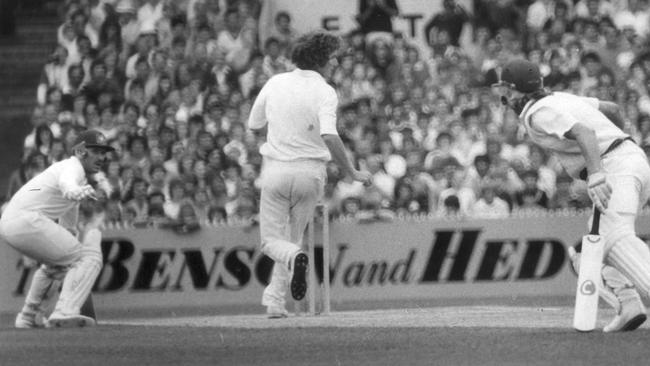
[5,0,650,229]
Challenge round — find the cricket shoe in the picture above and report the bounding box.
[289,251,309,301]
[15,311,44,329]
[266,304,289,319]
[46,312,96,328]
[604,297,647,333]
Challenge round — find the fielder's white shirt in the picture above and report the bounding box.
[248,68,339,162]
[3,157,87,228]
[520,92,628,179]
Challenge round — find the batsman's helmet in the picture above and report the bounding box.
[74,130,115,152]
[494,59,542,93]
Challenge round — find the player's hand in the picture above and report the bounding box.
[567,246,580,276]
[352,170,373,187]
[587,171,612,213]
[64,184,98,201]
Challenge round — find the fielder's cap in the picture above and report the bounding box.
[75,130,115,152]
[493,59,541,93]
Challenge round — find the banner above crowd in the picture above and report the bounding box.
[258,0,474,55]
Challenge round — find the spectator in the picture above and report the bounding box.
[267,11,298,56]
[172,202,201,233]
[424,0,469,47]
[164,178,186,220]
[37,45,69,106]
[356,0,400,44]
[471,180,510,218]
[123,177,150,225]
[262,37,292,76]
[514,169,549,209]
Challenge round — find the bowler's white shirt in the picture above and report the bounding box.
[520,92,628,179]
[3,157,87,227]
[248,68,339,162]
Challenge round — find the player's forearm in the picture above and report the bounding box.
[322,134,357,176]
[570,124,603,175]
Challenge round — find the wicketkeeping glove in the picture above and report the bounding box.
[63,184,97,201]
[587,171,612,213]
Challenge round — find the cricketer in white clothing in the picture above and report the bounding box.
[495,59,650,332]
[0,129,113,328]
[248,32,372,318]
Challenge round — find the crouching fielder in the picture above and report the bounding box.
[0,130,113,328]
[495,59,650,332]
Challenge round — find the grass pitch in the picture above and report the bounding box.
[2,297,650,365]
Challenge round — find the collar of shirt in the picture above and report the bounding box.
[293,68,324,79]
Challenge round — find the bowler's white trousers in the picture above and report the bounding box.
[258,157,326,308]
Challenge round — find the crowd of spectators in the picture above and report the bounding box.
[5,0,650,229]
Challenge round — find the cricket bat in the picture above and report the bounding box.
[573,209,604,332]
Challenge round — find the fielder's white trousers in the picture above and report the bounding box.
[259,157,326,308]
[0,211,82,265]
[0,210,103,316]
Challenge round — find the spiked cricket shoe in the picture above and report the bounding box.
[289,252,308,301]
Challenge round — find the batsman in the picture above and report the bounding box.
[494,59,650,332]
[0,130,112,328]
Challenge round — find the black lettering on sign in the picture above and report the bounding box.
[475,240,518,281]
[255,254,274,286]
[366,262,389,285]
[419,230,454,282]
[401,14,423,38]
[132,250,176,291]
[327,244,349,285]
[518,240,565,279]
[322,16,339,31]
[95,239,135,292]
[449,230,480,281]
[218,247,254,290]
[341,249,416,287]
[344,262,364,286]
[390,250,415,284]
[172,248,223,290]
[420,230,480,283]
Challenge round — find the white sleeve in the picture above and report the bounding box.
[58,160,87,197]
[247,81,269,130]
[319,86,339,136]
[579,96,599,109]
[529,106,577,139]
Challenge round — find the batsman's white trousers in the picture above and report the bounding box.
[595,141,650,300]
[0,211,83,266]
[259,157,326,308]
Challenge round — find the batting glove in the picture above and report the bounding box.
[587,171,612,213]
[63,184,97,201]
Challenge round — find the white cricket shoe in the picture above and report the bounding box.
[15,311,43,329]
[46,312,96,328]
[266,305,289,319]
[604,297,647,333]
